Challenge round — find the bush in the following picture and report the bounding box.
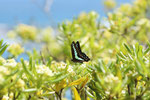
[0,0,150,99]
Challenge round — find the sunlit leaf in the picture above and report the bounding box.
[68,77,86,87]
[55,79,67,92]
[73,87,81,100]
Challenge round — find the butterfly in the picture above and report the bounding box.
[71,41,90,63]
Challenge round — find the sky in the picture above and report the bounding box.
[0,0,132,27]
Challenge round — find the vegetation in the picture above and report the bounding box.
[0,0,150,99]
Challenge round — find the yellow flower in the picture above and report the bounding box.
[35,65,54,76]
[0,74,4,84]
[104,74,119,83]
[137,76,142,81]
[0,57,6,65]
[36,90,43,96]
[104,0,116,10]
[7,30,17,38]
[78,12,87,22]
[117,4,132,16]
[137,18,150,27]
[0,88,7,97]
[103,74,121,91]
[67,65,74,73]
[41,27,53,43]
[103,30,112,39]
[16,24,37,40]
[57,62,67,69]
[4,59,17,68]
[8,43,24,57]
[9,92,14,99]
[2,95,9,100]
[0,65,11,76]
[15,79,25,90]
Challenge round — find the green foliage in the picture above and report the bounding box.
[89,43,150,99]
[0,40,8,56]
[1,0,150,99]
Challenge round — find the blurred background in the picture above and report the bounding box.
[0,0,132,34]
[0,0,137,62]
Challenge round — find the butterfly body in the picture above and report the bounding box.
[71,41,90,63]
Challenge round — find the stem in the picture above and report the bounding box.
[136,83,150,99]
[59,89,63,100]
[108,94,112,100]
[85,87,87,100]
[50,86,62,100]
[15,92,20,99]
[28,95,31,100]
[46,46,59,61]
[40,51,46,65]
[135,79,137,88]
[13,93,16,100]
[127,84,131,95]
[55,89,63,100]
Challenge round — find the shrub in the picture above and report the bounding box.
[1,0,150,99]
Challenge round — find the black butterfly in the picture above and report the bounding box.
[71,41,90,63]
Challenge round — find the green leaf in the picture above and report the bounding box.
[119,51,127,59]
[5,70,19,78]
[0,42,8,56]
[0,70,21,90]
[96,92,102,99]
[47,57,53,67]
[21,58,34,79]
[7,71,23,88]
[86,90,95,99]
[46,73,69,83]
[22,88,37,93]
[29,57,33,71]
[124,43,132,54]
[144,43,150,55]
[144,47,150,55]
[0,40,3,46]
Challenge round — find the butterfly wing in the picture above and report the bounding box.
[71,41,76,60]
[76,41,82,53]
[71,41,84,63]
[75,41,90,62]
[80,52,90,62]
